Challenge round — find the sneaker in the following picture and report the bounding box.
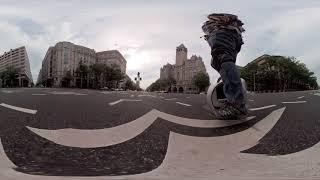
[210,102,246,120]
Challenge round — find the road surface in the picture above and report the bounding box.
[0,88,319,179]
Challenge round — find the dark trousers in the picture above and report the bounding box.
[206,29,245,105]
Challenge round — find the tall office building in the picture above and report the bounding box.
[0,46,33,87]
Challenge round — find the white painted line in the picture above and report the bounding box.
[0,103,37,114]
[109,99,142,106]
[186,97,191,99]
[297,96,304,99]
[249,105,276,111]
[1,90,14,93]
[130,94,135,97]
[282,101,306,104]
[138,94,157,98]
[248,99,254,102]
[32,94,46,96]
[165,98,178,101]
[176,102,192,107]
[49,91,86,95]
[27,109,256,148]
[159,96,165,98]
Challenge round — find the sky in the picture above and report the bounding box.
[0,0,320,89]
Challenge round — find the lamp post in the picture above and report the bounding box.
[134,72,142,88]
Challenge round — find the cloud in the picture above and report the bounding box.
[0,0,320,87]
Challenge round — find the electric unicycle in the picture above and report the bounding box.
[206,78,248,113]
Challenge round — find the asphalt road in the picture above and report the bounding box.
[0,88,319,179]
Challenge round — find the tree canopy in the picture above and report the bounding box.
[240,55,318,91]
[192,71,210,92]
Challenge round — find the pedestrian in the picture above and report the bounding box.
[202,13,247,119]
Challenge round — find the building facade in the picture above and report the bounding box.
[38,42,127,87]
[0,46,33,87]
[160,44,207,93]
[96,50,126,74]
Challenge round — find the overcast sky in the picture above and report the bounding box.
[0,0,320,88]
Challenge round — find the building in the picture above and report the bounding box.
[160,44,208,93]
[37,42,127,87]
[96,50,126,74]
[0,46,33,87]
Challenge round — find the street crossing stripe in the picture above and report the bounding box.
[0,103,37,114]
[249,105,276,111]
[282,101,306,104]
[165,98,178,101]
[109,99,142,106]
[176,102,192,107]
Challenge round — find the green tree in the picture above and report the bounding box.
[75,62,89,88]
[1,66,20,87]
[192,72,210,92]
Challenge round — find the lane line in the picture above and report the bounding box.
[297,96,304,99]
[165,98,178,101]
[176,102,192,107]
[249,105,276,111]
[248,99,254,102]
[282,101,306,104]
[0,103,37,114]
[186,97,191,99]
[138,95,157,98]
[109,99,142,106]
[32,94,46,96]
[130,94,135,97]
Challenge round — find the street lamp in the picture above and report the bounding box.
[134,72,142,88]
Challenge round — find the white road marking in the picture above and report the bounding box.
[32,94,46,96]
[282,101,306,104]
[0,103,37,114]
[314,93,320,96]
[249,104,276,111]
[1,90,14,94]
[108,99,142,106]
[48,91,87,96]
[142,108,297,179]
[165,98,178,101]
[159,96,165,98]
[130,94,135,97]
[27,109,256,148]
[186,97,191,99]
[176,102,192,107]
[248,99,254,102]
[297,96,304,99]
[138,95,157,98]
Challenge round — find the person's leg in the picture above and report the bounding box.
[219,61,245,107]
[207,29,247,116]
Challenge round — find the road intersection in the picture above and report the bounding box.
[0,88,319,179]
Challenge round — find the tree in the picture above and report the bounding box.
[75,62,89,88]
[1,66,20,87]
[192,72,210,92]
[91,63,105,89]
[240,55,318,91]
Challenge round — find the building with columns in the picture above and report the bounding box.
[160,44,208,93]
[0,46,33,87]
